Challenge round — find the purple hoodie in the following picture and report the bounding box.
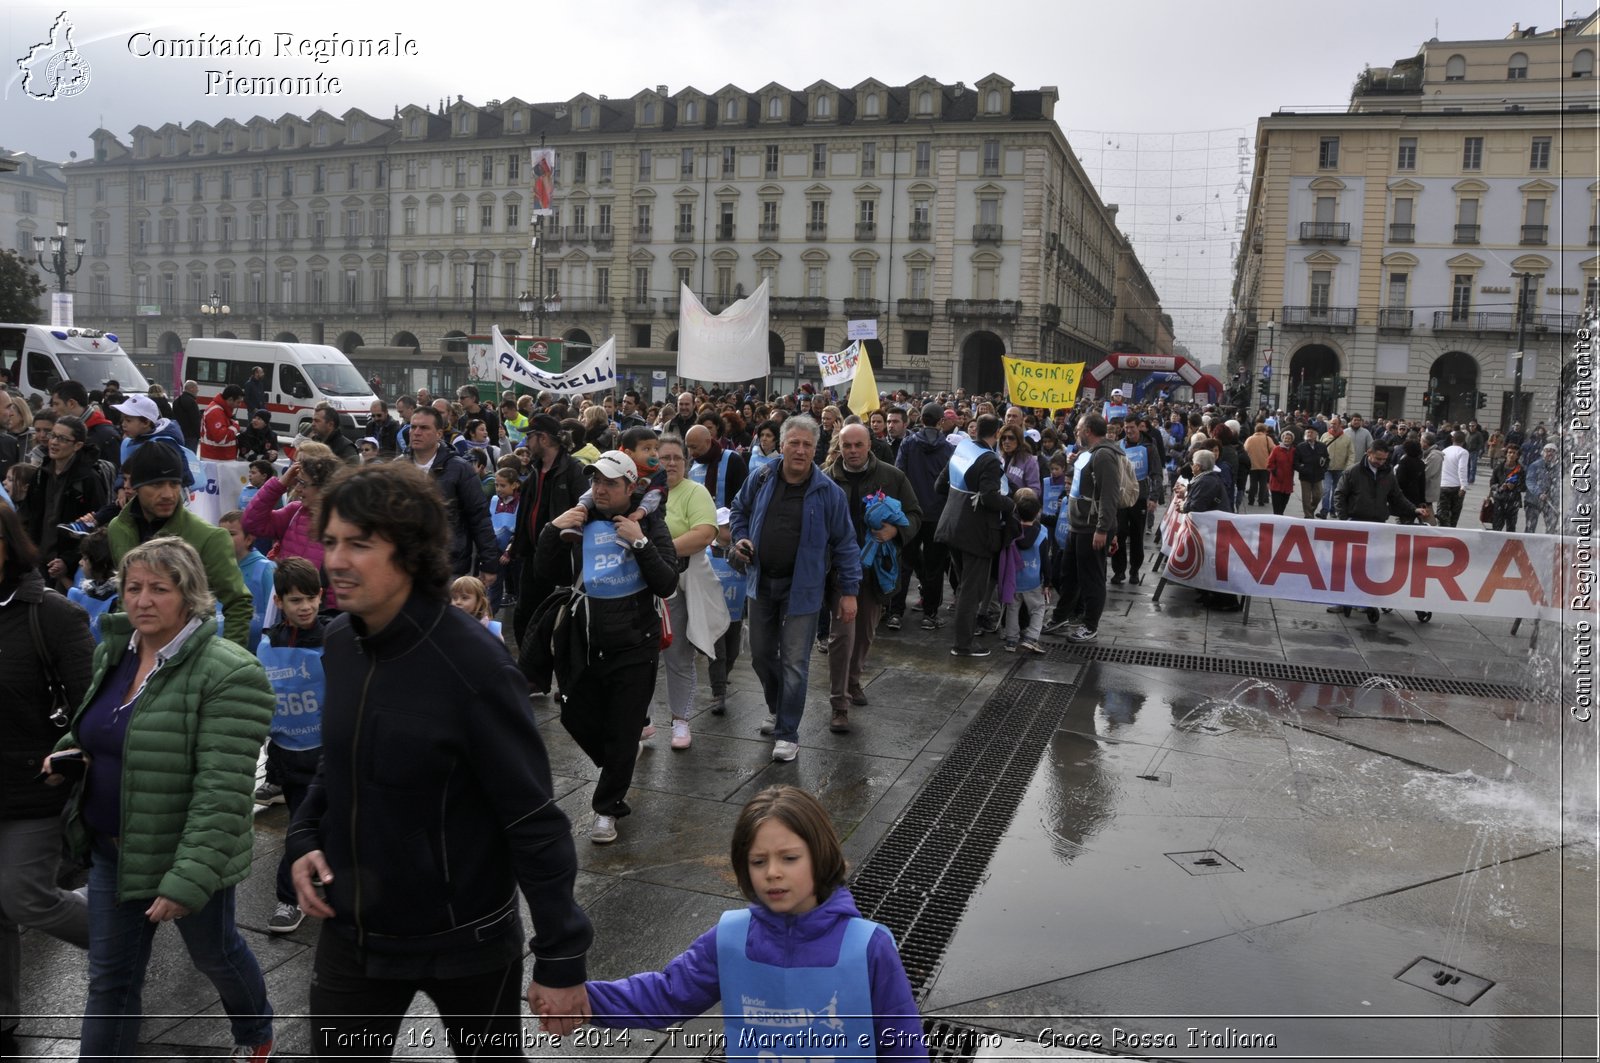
[585,886,928,1062]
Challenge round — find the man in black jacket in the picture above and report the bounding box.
[174,380,202,451]
[310,404,361,465]
[529,451,678,844]
[1293,428,1330,519]
[934,414,1014,657]
[404,407,499,586]
[289,462,593,1053]
[1330,439,1429,623]
[894,403,955,630]
[510,414,589,650]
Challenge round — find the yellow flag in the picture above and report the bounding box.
[847,345,878,418]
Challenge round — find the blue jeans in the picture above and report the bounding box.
[746,583,820,743]
[1320,469,1340,514]
[1467,450,1480,484]
[82,837,272,1060]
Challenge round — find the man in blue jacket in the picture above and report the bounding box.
[730,415,862,762]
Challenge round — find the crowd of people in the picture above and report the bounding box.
[0,364,1575,1060]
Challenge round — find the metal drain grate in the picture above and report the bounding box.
[848,675,1089,997]
[1396,956,1495,1005]
[1167,849,1244,875]
[1057,644,1534,701]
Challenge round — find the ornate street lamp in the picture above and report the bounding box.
[198,289,231,337]
[33,220,86,291]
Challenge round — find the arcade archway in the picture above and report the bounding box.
[1287,344,1341,413]
[1427,351,1479,426]
[959,331,1007,395]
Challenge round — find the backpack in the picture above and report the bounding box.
[1099,442,1142,510]
[93,458,116,500]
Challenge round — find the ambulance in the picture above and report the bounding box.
[185,338,377,438]
[1,323,151,402]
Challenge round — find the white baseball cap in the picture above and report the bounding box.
[112,394,160,422]
[587,450,639,485]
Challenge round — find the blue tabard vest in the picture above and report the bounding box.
[256,639,326,751]
[1016,533,1043,592]
[491,504,518,551]
[1103,402,1128,422]
[708,549,747,621]
[1040,477,1066,519]
[748,450,779,474]
[581,521,647,599]
[716,909,877,1062]
[1120,439,1149,481]
[67,587,118,644]
[947,438,1007,495]
[1055,451,1093,548]
[485,618,503,639]
[689,460,730,507]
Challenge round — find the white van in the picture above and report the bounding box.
[1,323,151,403]
[185,338,377,438]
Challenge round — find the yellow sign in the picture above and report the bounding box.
[1001,357,1084,408]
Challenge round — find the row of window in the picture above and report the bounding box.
[1318,134,1554,171]
[1439,48,1594,81]
[1298,269,1594,319]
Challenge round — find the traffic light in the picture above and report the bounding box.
[1421,391,1432,408]
[1476,391,1488,409]
[1336,376,1348,398]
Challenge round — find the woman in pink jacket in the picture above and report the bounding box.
[241,456,341,609]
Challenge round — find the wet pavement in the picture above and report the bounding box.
[13,494,1596,1060]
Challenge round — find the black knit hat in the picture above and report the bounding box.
[124,442,185,489]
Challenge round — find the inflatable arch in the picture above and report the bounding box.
[1084,353,1223,402]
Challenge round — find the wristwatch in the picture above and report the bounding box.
[631,536,649,550]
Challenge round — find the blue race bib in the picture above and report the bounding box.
[708,549,747,621]
[1041,477,1065,517]
[491,505,518,550]
[68,587,118,644]
[1120,440,1148,480]
[256,640,326,751]
[581,521,647,599]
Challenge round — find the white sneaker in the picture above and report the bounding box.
[670,719,691,750]
[640,722,657,742]
[772,740,799,762]
[590,814,618,844]
[759,714,777,736]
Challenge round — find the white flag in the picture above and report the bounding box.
[676,280,770,382]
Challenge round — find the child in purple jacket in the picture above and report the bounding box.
[575,786,928,1062]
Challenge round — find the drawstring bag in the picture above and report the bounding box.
[657,596,673,650]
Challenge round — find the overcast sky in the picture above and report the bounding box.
[1,0,1580,358]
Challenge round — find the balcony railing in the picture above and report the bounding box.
[592,226,614,248]
[772,296,829,316]
[1453,223,1480,244]
[248,238,266,251]
[1433,310,1578,333]
[1389,223,1415,243]
[1520,224,1548,245]
[310,235,326,249]
[1299,221,1351,242]
[343,236,362,249]
[972,223,1003,244]
[908,221,931,241]
[897,298,934,318]
[626,298,656,316]
[946,298,1020,322]
[1591,224,1600,247]
[633,226,652,243]
[1280,305,1357,329]
[277,238,295,250]
[843,298,880,317]
[674,224,695,242]
[663,297,679,316]
[92,244,108,258]
[1377,308,1413,330]
[758,222,781,241]
[716,223,736,241]
[565,225,589,243]
[1040,303,1062,329]
[160,242,177,255]
[855,222,877,241]
[805,223,828,240]
[369,234,387,249]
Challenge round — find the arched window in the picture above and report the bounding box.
[1508,52,1529,79]
[768,97,782,118]
[684,100,698,122]
[816,95,831,118]
[1575,49,1595,78]
[986,89,1002,113]
[1444,54,1466,81]
[918,91,933,114]
[864,93,880,117]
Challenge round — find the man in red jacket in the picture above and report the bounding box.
[200,385,246,460]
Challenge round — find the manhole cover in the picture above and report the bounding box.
[1395,956,1494,1005]
[1013,660,1083,685]
[1166,849,1243,875]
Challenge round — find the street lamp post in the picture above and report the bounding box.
[1511,271,1532,431]
[198,289,230,338]
[1262,317,1276,412]
[33,220,86,291]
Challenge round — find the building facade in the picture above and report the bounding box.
[62,75,1161,397]
[1226,13,1598,430]
[2,149,67,316]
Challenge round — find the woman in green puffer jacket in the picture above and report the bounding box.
[47,536,276,1061]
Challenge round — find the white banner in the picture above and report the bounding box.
[676,280,770,382]
[492,326,616,395]
[1158,502,1573,621]
[189,459,254,526]
[846,318,878,341]
[816,340,861,388]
